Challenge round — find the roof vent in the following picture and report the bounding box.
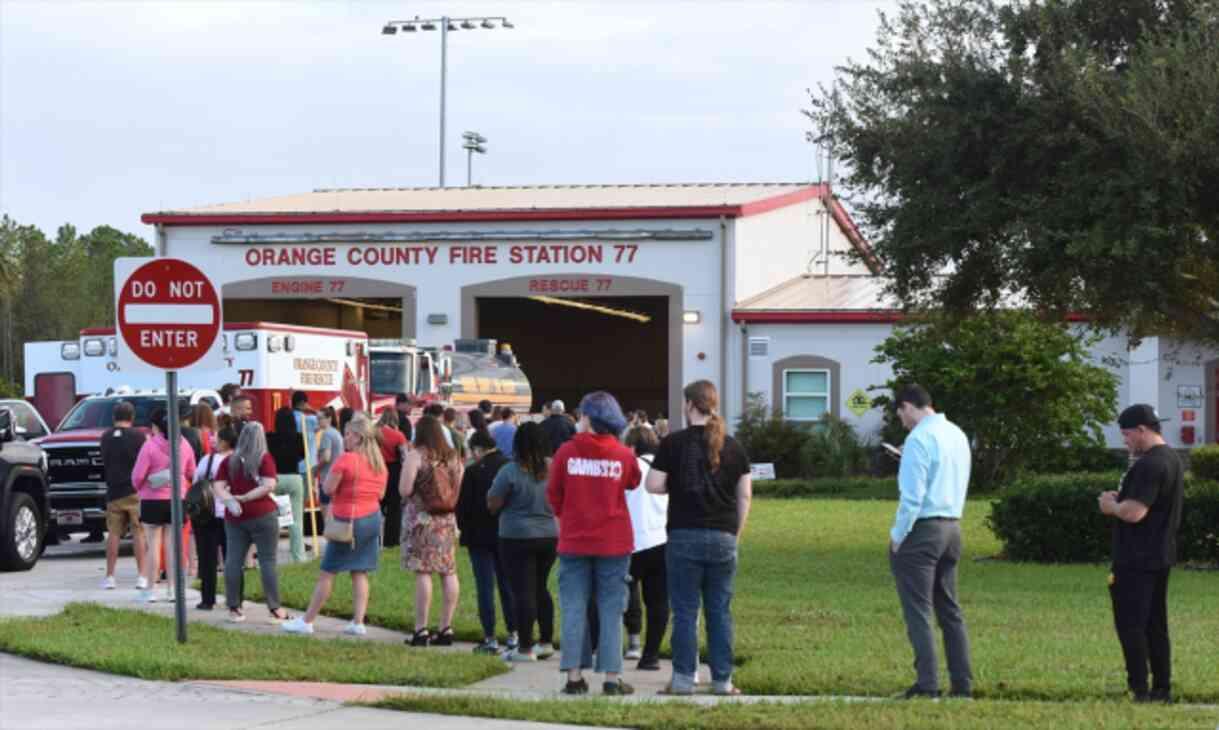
[748,338,770,358]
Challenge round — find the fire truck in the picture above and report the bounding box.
[369,338,532,418]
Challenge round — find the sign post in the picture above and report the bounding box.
[116,258,222,644]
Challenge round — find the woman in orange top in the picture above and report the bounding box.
[282,413,387,636]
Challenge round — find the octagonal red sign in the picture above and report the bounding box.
[116,258,220,370]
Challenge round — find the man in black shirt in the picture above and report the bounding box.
[395,393,414,442]
[541,399,576,455]
[100,401,148,590]
[1099,404,1184,703]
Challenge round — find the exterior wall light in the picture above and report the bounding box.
[683,310,702,325]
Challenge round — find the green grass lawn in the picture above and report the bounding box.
[0,603,504,687]
[250,498,1219,702]
[372,694,1219,730]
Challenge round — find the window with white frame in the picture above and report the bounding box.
[783,369,830,422]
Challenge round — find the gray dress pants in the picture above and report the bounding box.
[890,518,972,693]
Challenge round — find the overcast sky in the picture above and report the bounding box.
[1,0,897,240]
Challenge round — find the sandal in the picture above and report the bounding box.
[406,628,430,647]
[227,608,245,623]
[431,626,455,646]
[714,686,742,696]
[268,608,292,623]
[658,683,694,696]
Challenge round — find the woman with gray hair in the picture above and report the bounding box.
[212,421,291,624]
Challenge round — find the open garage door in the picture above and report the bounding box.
[476,296,668,417]
[463,274,683,420]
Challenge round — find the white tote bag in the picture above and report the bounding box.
[272,494,294,528]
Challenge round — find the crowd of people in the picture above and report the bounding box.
[95,377,1182,702]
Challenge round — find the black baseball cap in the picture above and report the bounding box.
[1117,404,1168,431]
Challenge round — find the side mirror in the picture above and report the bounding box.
[0,408,13,443]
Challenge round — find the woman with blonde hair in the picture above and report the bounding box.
[283,413,387,636]
[400,415,464,647]
[646,380,752,696]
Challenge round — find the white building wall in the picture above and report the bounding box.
[741,322,895,440]
[1156,338,1219,448]
[743,323,1215,451]
[731,198,870,304]
[160,217,726,419]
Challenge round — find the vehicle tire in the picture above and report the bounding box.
[1,492,44,571]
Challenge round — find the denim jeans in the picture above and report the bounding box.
[467,545,516,639]
[667,528,738,691]
[558,553,630,673]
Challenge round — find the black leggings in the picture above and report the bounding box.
[499,537,557,649]
[194,520,227,607]
[381,461,403,547]
[625,544,669,660]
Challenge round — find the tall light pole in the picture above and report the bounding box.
[462,131,487,186]
[381,15,514,188]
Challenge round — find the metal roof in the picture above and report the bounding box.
[733,275,900,322]
[145,182,816,218]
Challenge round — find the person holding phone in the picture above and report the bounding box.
[888,384,973,700]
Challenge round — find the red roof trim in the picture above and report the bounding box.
[141,206,747,226]
[80,322,369,339]
[732,310,903,324]
[737,185,825,217]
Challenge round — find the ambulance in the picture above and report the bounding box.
[24,322,370,430]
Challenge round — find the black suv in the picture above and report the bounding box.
[0,405,49,571]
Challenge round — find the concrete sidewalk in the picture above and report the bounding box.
[0,653,620,730]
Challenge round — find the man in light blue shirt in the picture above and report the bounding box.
[889,384,973,699]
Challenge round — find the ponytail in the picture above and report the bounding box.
[705,411,725,472]
[683,379,725,473]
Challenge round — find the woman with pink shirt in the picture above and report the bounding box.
[132,407,197,603]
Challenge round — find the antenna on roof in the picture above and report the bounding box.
[806,129,834,277]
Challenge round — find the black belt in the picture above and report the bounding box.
[916,516,959,523]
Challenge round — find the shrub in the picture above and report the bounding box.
[1189,445,1219,481]
[735,393,810,479]
[872,311,1119,490]
[800,414,873,478]
[1033,445,1128,474]
[987,472,1219,564]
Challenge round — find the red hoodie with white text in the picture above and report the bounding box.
[547,432,641,556]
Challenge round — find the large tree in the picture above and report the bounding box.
[807,0,1219,342]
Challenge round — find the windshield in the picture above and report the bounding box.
[57,396,189,432]
[371,351,414,396]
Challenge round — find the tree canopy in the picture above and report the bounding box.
[807,0,1219,343]
[0,216,152,390]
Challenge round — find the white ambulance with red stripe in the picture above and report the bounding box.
[24,322,370,430]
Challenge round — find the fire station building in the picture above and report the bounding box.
[142,183,1216,448]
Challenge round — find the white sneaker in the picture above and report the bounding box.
[137,590,156,603]
[163,589,176,603]
[135,576,149,590]
[281,617,314,635]
[342,622,367,636]
[625,645,643,660]
[101,576,117,590]
[534,642,556,660]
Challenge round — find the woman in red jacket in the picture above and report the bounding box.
[547,391,640,696]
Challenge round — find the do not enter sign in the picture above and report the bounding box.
[116,258,221,370]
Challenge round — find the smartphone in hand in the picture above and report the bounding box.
[882,442,902,459]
